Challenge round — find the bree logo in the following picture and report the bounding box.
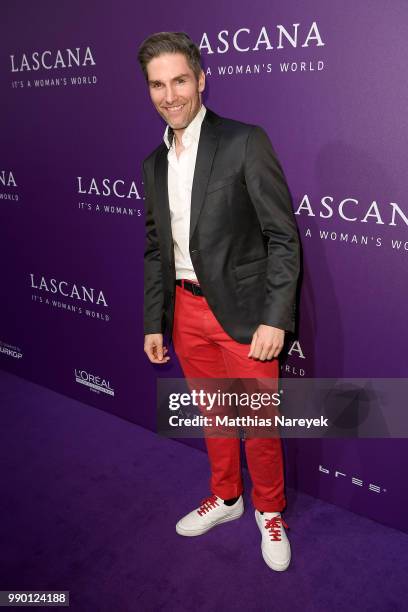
[319,464,386,494]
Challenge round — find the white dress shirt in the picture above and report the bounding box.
[163,103,207,281]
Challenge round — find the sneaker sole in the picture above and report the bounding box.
[261,549,291,572]
[255,510,291,572]
[176,508,244,537]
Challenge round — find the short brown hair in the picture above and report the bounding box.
[137,31,203,82]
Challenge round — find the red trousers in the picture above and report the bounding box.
[172,281,286,512]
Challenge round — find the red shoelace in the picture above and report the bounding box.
[264,515,289,541]
[197,494,219,516]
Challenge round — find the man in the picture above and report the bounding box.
[137,31,300,572]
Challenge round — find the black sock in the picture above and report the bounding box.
[223,496,239,506]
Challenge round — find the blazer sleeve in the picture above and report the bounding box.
[244,125,300,333]
[143,159,165,335]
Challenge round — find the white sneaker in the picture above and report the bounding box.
[176,494,244,536]
[255,510,291,571]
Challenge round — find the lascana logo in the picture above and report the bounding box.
[76,176,143,217]
[10,47,96,72]
[0,170,17,187]
[74,369,114,396]
[77,177,142,199]
[30,274,108,307]
[199,22,324,54]
[282,340,306,377]
[0,169,19,202]
[287,340,306,359]
[295,195,408,227]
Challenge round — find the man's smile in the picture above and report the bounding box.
[164,104,185,115]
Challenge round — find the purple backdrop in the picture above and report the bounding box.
[1,1,407,532]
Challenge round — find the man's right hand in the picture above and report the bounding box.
[144,333,170,364]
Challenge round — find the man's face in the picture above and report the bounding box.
[146,52,205,132]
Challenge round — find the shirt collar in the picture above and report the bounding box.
[163,103,207,150]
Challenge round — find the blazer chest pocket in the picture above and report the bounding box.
[206,170,241,194]
[235,257,268,280]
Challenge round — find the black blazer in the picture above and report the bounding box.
[142,106,300,345]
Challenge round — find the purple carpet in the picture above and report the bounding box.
[1,369,407,612]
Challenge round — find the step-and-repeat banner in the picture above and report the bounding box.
[2,1,407,532]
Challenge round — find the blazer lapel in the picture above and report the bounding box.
[189,108,221,240]
[154,145,173,258]
[153,107,222,252]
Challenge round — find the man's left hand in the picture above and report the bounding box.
[248,324,285,360]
